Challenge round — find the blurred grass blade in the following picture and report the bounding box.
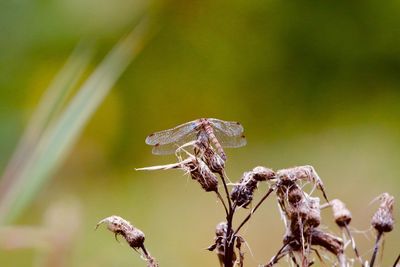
[0,17,152,224]
[0,44,92,200]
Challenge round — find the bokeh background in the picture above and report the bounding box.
[0,0,399,266]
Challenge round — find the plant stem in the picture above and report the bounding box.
[343,224,363,266]
[223,203,237,267]
[264,243,289,267]
[220,170,232,211]
[393,253,400,267]
[216,191,229,216]
[233,186,275,238]
[218,170,235,267]
[370,231,383,267]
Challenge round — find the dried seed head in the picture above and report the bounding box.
[203,147,225,173]
[306,196,321,227]
[330,199,352,227]
[231,171,258,208]
[310,228,344,256]
[215,221,228,237]
[186,159,219,192]
[289,195,321,228]
[96,215,145,250]
[231,167,273,208]
[288,186,304,205]
[252,166,275,181]
[210,222,236,266]
[277,165,328,201]
[371,193,395,233]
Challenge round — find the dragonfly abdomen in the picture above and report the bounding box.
[202,120,227,161]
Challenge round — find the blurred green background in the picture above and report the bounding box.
[0,0,399,266]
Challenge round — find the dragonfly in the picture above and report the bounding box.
[145,118,246,161]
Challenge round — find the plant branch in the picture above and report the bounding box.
[344,224,363,266]
[393,253,400,267]
[216,191,229,216]
[233,186,275,238]
[219,170,232,212]
[263,243,289,267]
[370,231,383,267]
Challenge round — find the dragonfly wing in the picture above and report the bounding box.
[152,143,181,155]
[208,118,246,148]
[212,131,247,148]
[208,118,244,137]
[151,130,199,155]
[145,121,196,146]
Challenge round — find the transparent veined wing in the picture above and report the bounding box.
[145,120,197,146]
[208,118,246,148]
[150,131,199,155]
[152,143,182,155]
[208,118,244,137]
[212,130,247,148]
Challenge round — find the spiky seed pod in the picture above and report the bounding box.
[371,193,395,233]
[96,215,145,250]
[231,172,259,208]
[252,166,275,181]
[186,159,219,192]
[203,147,225,173]
[330,199,352,227]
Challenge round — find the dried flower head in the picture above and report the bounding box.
[277,165,328,201]
[330,199,352,227]
[288,194,321,228]
[203,146,225,173]
[230,167,274,208]
[306,196,321,227]
[96,215,145,250]
[252,166,275,181]
[287,186,304,205]
[207,222,236,266]
[186,158,219,192]
[371,193,395,233]
[310,228,344,256]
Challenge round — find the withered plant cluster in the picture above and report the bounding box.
[97,120,397,267]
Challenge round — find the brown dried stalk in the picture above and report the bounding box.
[370,193,395,267]
[330,199,363,265]
[96,215,158,267]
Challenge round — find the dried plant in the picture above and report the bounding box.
[96,215,158,267]
[99,118,397,267]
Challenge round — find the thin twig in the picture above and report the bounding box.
[344,224,364,266]
[289,252,300,267]
[264,243,289,267]
[370,231,383,267]
[220,170,233,211]
[216,191,229,216]
[140,244,149,257]
[393,253,400,267]
[233,186,275,238]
